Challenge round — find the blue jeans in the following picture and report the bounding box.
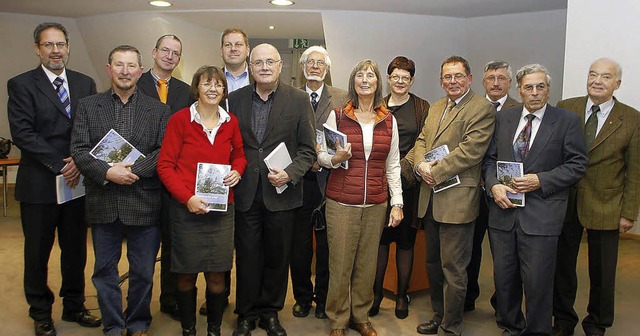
[91,220,160,335]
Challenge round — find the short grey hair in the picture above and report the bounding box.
[299,46,332,68]
[516,64,551,88]
[484,60,513,79]
[591,57,623,80]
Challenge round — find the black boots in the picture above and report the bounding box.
[206,291,226,336]
[177,288,197,336]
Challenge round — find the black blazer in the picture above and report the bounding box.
[8,66,97,204]
[137,70,192,113]
[229,82,316,212]
[70,90,171,226]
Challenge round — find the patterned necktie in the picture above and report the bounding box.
[310,92,319,112]
[492,101,500,110]
[158,79,168,104]
[53,77,71,118]
[584,105,600,149]
[513,114,535,162]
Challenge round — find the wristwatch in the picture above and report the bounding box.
[392,204,403,209]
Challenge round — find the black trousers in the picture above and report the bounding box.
[465,192,489,306]
[290,175,329,306]
[553,202,619,333]
[234,183,296,320]
[159,188,178,309]
[21,199,87,321]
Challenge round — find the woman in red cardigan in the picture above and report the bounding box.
[157,65,247,336]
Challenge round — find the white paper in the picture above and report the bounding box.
[263,142,292,194]
[56,174,85,204]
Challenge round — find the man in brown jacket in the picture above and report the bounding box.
[552,58,639,336]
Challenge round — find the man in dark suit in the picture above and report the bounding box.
[229,43,316,336]
[137,34,191,321]
[7,22,101,336]
[70,45,171,336]
[484,64,588,336]
[289,46,348,320]
[465,60,522,312]
[552,58,639,336]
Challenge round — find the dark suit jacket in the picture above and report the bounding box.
[70,90,171,226]
[137,70,192,113]
[501,96,521,110]
[8,66,97,204]
[484,105,588,236]
[558,96,639,230]
[229,81,316,212]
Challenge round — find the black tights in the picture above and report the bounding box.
[372,244,414,310]
[177,272,225,294]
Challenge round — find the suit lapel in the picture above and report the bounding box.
[525,106,558,165]
[263,82,287,141]
[504,109,521,161]
[315,87,332,125]
[33,67,68,118]
[130,93,152,146]
[67,71,81,119]
[95,92,115,137]
[591,100,623,151]
[435,90,474,139]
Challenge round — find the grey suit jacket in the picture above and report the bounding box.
[8,66,97,204]
[70,90,171,226]
[137,70,192,114]
[483,105,588,236]
[229,81,316,212]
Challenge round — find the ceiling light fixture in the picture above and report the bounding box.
[268,26,275,30]
[149,1,172,7]
[269,0,294,6]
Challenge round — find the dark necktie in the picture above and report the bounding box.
[310,92,319,111]
[513,114,535,162]
[584,105,600,149]
[53,77,71,118]
[492,101,500,110]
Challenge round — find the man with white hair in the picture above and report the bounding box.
[290,46,348,320]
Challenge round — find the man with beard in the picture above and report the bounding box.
[71,45,171,336]
[8,22,101,336]
[289,46,348,320]
[137,34,191,321]
[229,43,316,336]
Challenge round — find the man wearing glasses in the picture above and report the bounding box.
[228,43,316,336]
[137,34,191,322]
[410,56,495,335]
[8,22,101,336]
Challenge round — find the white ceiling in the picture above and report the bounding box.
[0,0,567,39]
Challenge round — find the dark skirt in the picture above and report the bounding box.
[379,185,418,250]
[169,198,234,273]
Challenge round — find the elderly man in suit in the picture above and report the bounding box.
[8,22,102,336]
[71,45,171,336]
[465,60,522,311]
[289,45,348,320]
[137,34,191,321]
[229,43,316,336]
[552,58,639,336]
[411,55,495,335]
[484,64,588,336]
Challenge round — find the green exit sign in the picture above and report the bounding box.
[291,38,309,49]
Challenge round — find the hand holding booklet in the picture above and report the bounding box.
[195,163,231,212]
[263,142,292,194]
[56,175,85,204]
[322,123,348,169]
[424,144,460,193]
[496,161,525,207]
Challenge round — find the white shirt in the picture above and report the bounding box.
[512,104,547,148]
[189,102,231,145]
[486,94,508,111]
[42,65,69,95]
[318,110,403,206]
[305,83,324,103]
[585,97,615,136]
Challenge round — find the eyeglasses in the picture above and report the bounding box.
[158,47,181,58]
[223,42,246,49]
[39,42,68,50]
[521,83,548,93]
[441,73,467,82]
[250,59,281,68]
[484,75,509,83]
[390,75,411,83]
[199,82,225,90]
[306,59,326,67]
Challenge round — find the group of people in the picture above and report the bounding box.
[7,20,638,336]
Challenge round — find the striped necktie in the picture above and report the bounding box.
[53,77,71,118]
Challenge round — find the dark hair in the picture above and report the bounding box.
[441,55,471,76]
[108,45,142,66]
[387,56,415,77]
[221,28,249,47]
[190,65,228,101]
[347,59,384,110]
[33,22,69,44]
[155,34,182,50]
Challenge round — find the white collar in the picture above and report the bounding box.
[41,64,67,85]
[189,102,231,123]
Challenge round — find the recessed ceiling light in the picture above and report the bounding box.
[268,26,275,30]
[149,1,172,7]
[270,0,294,6]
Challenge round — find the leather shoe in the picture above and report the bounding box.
[551,326,574,336]
[292,301,312,317]
[61,309,102,328]
[348,321,377,336]
[417,320,441,335]
[34,320,56,336]
[315,304,327,319]
[160,303,181,321]
[259,316,287,336]
[329,329,345,336]
[232,319,256,336]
